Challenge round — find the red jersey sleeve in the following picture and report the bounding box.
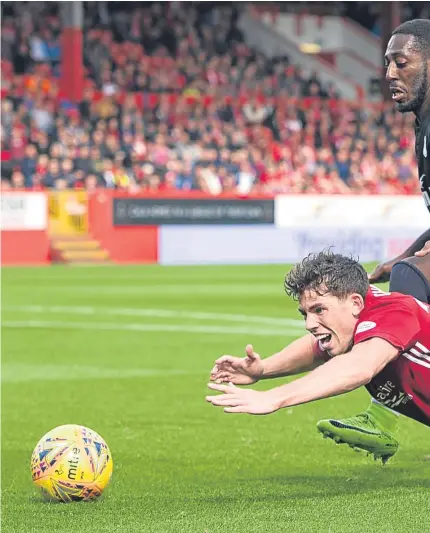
[354,305,420,351]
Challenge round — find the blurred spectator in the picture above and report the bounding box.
[21,144,38,187]
[11,169,26,188]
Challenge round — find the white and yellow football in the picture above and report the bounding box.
[31,424,113,503]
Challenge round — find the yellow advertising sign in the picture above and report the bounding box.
[48,191,88,235]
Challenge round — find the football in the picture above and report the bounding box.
[31,424,113,503]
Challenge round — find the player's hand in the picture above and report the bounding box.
[209,344,264,385]
[415,240,430,257]
[369,241,430,282]
[368,260,395,284]
[206,382,280,414]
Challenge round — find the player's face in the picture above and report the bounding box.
[298,290,365,357]
[385,34,429,113]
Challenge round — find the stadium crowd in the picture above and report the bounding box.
[0,2,421,196]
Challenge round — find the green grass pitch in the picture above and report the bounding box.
[2,264,430,533]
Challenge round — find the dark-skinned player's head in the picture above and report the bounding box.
[386,19,430,114]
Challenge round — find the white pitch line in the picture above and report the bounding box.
[2,320,304,337]
[3,305,304,328]
[9,284,284,296]
[1,363,202,384]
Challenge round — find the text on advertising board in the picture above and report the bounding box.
[113,198,275,225]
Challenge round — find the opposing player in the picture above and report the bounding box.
[314,19,430,459]
[207,251,430,463]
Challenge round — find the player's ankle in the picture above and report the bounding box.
[367,400,399,432]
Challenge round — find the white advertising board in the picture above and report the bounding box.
[275,195,428,229]
[0,193,48,231]
[159,226,424,266]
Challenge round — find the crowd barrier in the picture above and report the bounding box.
[1,190,428,266]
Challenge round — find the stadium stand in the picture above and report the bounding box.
[0,2,421,196]
[248,2,430,35]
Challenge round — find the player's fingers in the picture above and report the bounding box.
[210,365,233,379]
[368,264,390,283]
[211,365,236,379]
[217,372,233,380]
[368,266,381,280]
[207,382,236,393]
[224,406,249,414]
[206,395,242,407]
[210,366,229,376]
[415,241,430,256]
[205,393,232,403]
[245,344,256,358]
[245,344,261,361]
[211,373,233,383]
[214,355,235,365]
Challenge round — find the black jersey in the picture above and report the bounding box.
[415,113,430,212]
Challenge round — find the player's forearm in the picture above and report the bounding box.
[400,228,430,257]
[269,352,371,409]
[261,334,323,379]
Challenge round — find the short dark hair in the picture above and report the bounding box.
[284,250,369,301]
[392,19,430,58]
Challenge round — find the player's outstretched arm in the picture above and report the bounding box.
[210,334,324,385]
[206,338,399,414]
[414,238,430,257]
[369,228,430,282]
[401,228,430,257]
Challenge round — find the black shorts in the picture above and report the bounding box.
[392,255,430,304]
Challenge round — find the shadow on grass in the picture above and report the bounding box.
[27,496,104,505]
[194,464,430,504]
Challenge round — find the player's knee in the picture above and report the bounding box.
[389,260,430,303]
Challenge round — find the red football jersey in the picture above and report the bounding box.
[314,285,430,426]
[356,286,430,427]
